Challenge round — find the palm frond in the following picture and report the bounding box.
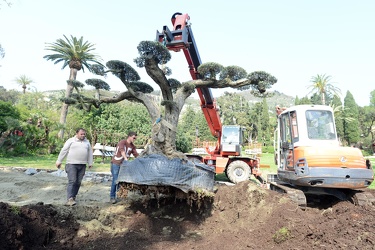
[44,35,104,72]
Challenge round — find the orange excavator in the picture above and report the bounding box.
[156,13,264,184]
[270,104,375,207]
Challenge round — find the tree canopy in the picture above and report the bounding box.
[343,91,360,145]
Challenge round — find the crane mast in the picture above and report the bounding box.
[156,12,264,186]
[156,12,222,154]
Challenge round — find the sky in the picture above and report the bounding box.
[0,0,374,106]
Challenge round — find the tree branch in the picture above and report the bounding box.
[144,58,173,102]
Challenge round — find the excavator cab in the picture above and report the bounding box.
[276,105,340,171]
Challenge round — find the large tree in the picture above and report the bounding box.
[358,105,375,152]
[343,91,360,145]
[0,100,20,150]
[43,35,104,138]
[295,95,311,105]
[357,90,375,151]
[76,41,277,158]
[217,92,251,126]
[0,87,19,104]
[178,105,216,150]
[307,74,341,105]
[331,95,344,140]
[259,98,271,146]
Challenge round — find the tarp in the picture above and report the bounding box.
[117,154,215,193]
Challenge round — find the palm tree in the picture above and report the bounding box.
[43,35,103,138]
[307,74,341,105]
[14,74,33,94]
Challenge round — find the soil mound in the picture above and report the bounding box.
[0,168,374,249]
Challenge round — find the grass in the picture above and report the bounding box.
[259,152,277,174]
[0,154,112,172]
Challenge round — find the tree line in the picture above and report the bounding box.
[1,85,375,157]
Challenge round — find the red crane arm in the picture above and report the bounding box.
[156,13,222,142]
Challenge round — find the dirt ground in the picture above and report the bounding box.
[0,166,375,250]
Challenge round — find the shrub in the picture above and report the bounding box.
[273,227,290,243]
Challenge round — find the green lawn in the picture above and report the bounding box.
[0,155,112,172]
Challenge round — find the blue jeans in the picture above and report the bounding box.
[65,164,86,200]
[110,163,121,199]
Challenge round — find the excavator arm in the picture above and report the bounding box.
[156,13,222,153]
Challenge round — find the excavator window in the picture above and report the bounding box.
[290,111,299,142]
[306,110,336,140]
[279,113,294,169]
[280,114,291,144]
[280,113,297,144]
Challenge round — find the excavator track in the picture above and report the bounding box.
[268,181,307,209]
[268,177,375,208]
[351,191,375,206]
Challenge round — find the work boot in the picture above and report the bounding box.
[110,198,117,204]
[65,197,77,206]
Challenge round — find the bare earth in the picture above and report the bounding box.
[0,166,374,250]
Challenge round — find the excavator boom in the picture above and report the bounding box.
[156,12,263,184]
[157,13,222,142]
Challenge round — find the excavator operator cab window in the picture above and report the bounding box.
[280,113,294,145]
[290,111,299,142]
[279,113,294,170]
[306,110,336,140]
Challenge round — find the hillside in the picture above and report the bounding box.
[240,90,295,109]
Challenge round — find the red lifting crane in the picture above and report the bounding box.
[156,12,265,184]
